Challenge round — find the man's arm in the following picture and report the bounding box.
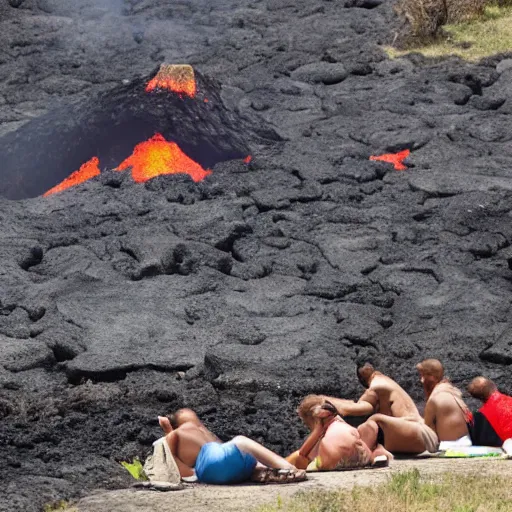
[323,391,377,417]
[167,431,195,478]
[297,421,326,459]
[423,399,437,432]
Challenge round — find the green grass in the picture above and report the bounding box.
[257,469,512,512]
[386,4,512,61]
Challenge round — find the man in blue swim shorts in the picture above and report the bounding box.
[158,409,307,484]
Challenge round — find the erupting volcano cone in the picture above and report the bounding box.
[145,64,197,98]
[43,157,101,197]
[370,149,410,171]
[115,133,212,183]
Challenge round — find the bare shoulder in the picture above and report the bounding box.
[432,391,459,408]
[425,395,439,409]
[174,423,200,438]
[371,375,394,392]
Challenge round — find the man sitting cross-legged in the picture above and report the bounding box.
[416,358,472,445]
[158,409,307,484]
[322,363,439,455]
[286,395,392,471]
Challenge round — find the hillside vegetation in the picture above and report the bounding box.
[391,1,512,60]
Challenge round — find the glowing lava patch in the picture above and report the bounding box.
[145,64,197,98]
[43,157,101,197]
[115,133,212,183]
[369,149,410,171]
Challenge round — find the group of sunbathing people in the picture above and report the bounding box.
[158,359,512,484]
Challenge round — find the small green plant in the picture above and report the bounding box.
[120,457,148,480]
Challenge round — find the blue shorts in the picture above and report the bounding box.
[195,442,257,484]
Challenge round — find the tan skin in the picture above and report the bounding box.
[159,412,219,477]
[324,372,435,454]
[419,373,470,441]
[286,400,392,470]
[158,410,301,479]
[324,373,422,419]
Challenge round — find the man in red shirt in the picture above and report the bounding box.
[467,377,512,445]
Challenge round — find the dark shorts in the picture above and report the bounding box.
[195,442,257,484]
[377,425,385,446]
[467,412,502,447]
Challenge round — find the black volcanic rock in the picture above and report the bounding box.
[1,1,512,511]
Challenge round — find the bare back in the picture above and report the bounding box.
[425,382,469,441]
[364,373,422,420]
[173,422,219,467]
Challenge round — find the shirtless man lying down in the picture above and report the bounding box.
[323,363,439,454]
[286,395,392,471]
[158,409,307,484]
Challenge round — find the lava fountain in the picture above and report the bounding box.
[0,64,251,200]
[145,64,197,98]
[115,133,211,183]
[43,157,101,197]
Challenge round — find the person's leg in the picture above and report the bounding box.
[358,419,379,450]
[369,414,425,454]
[286,450,310,469]
[230,436,296,470]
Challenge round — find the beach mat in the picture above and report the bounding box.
[440,446,508,458]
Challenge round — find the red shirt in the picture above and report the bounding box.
[480,391,512,442]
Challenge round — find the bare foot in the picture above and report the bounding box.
[372,444,393,465]
[158,415,173,434]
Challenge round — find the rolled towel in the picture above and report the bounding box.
[439,435,472,451]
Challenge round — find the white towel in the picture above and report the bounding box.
[143,436,183,488]
[438,435,472,451]
[503,438,512,456]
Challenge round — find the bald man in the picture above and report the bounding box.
[467,377,512,446]
[323,363,439,454]
[416,359,471,443]
[158,409,306,484]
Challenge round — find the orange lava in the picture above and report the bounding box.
[145,64,196,98]
[43,157,101,197]
[244,155,252,164]
[370,149,410,171]
[115,133,211,183]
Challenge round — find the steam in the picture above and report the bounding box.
[35,0,206,78]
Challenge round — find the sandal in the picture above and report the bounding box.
[321,400,338,415]
[252,467,307,484]
[321,400,345,420]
